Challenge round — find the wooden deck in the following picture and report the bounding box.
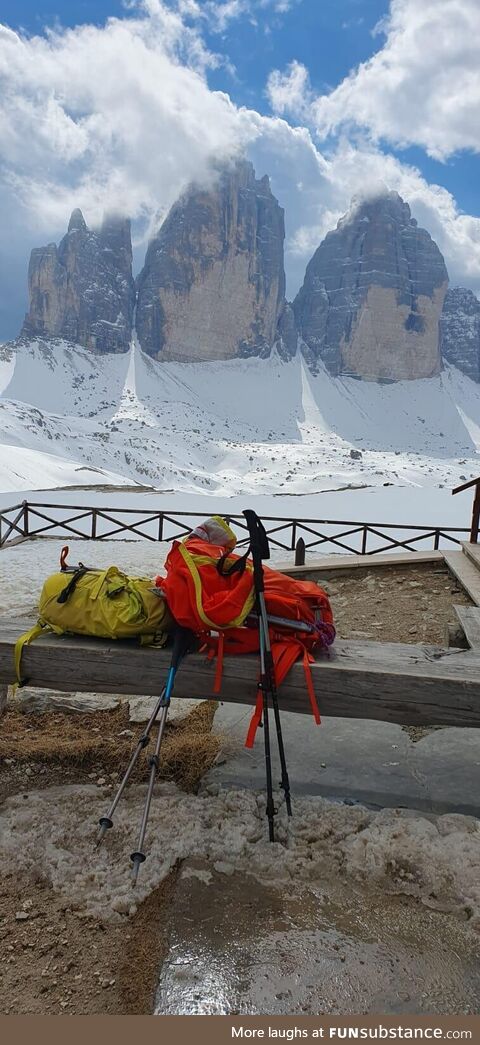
[2,618,480,729]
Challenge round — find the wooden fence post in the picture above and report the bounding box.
[295,537,306,566]
[361,525,368,554]
[452,476,480,544]
[470,483,480,544]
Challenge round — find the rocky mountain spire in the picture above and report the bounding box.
[135,159,286,361]
[21,210,135,354]
[293,191,449,381]
[440,286,480,382]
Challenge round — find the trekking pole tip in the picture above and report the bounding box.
[130,851,146,886]
[96,816,113,847]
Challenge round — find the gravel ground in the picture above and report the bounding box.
[319,561,472,646]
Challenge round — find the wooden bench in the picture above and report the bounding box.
[2,619,480,728]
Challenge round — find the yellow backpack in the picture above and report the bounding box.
[14,559,172,685]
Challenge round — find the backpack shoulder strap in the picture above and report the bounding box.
[13,621,52,688]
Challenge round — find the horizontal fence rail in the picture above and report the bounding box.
[0,500,471,559]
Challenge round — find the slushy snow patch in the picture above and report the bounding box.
[1,783,479,926]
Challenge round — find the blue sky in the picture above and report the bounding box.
[1,0,479,339]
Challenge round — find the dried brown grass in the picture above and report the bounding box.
[0,700,220,792]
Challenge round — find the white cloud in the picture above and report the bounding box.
[201,0,300,32]
[0,1,249,231]
[311,0,480,160]
[204,0,250,32]
[266,60,311,116]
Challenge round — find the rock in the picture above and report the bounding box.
[275,302,298,360]
[14,688,121,714]
[21,210,135,354]
[128,695,201,724]
[293,191,448,381]
[15,912,29,921]
[136,159,286,361]
[440,286,480,381]
[349,449,362,460]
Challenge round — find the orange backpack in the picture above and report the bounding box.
[158,520,335,746]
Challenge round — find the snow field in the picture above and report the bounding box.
[1,339,480,496]
[1,783,479,926]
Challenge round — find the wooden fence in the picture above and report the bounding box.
[0,499,471,558]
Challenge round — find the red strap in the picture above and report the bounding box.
[244,641,321,748]
[245,687,263,748]
[303,648,321,725]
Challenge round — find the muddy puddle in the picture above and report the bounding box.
[155,863,480,1015]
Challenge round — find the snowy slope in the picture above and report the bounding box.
[1,337,480,496]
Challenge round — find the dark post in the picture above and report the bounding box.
[452,476,480,545]
[361,525,368,555]
[294,537,305,566]
[434,529,440,550]
[470,483,480,544]
[23,500,29,538]
[158,513,164,542]
[91,509,97,539]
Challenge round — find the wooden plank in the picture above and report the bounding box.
[453,605,480,648]
[2,619,480,728]
[444,551,480,606]
[462,542,480,570]
[0,686,7,717]
[279,550,445,576]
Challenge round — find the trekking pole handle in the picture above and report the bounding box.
[243,510,270,593]
[170,626,195,671]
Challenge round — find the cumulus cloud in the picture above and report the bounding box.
[0,1,252,232]
[266,60,311,116]
[311,0,480,160]
[190,0,300,33]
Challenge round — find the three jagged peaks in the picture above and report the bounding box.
[20,163,480,383]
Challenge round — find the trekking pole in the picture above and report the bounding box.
[96,683,168,846]
[243,509,292,838]
[96,627,194,848]
[130,626,193,885]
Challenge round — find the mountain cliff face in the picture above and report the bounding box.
[440,287,480,382]
[293,192,449,381]
[17,179,480,385]
[135,160,286,361]
[22,210,135,354]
